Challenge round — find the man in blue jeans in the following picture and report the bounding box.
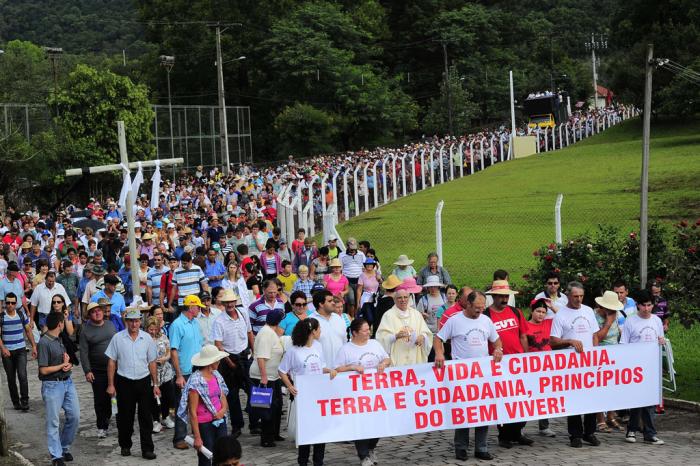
[1,292,37,411]
[169,294,204,449]
[38,312,80,466]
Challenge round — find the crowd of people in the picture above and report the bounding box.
[0,102,652,466]
[0,214,671,465]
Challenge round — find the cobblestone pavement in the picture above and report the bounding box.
[4,358,699,465]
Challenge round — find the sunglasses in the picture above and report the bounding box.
[52,300,64,304]
[5,301,16,305]
[547,281,559,285]
[294,302,306,307]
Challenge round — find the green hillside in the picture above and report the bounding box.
[336,119,700,289]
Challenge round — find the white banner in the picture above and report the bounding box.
[295,343,661,445]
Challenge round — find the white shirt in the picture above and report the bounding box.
[534,291,569,319]
[197,307,222,345]
[339,251,366,279]
[437,313,499,359]
[210,307,251,354]
[278,341,325,376]
[550,304,599,348]
[620,314,664,344]
[310,311,347,366]
[30,282,71,315]
[334,340,388,370]
[249,325,285,381]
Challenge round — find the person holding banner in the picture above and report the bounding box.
[334,318,391,466]
[434,290,502,461]
[550,281,602,448]
[620,290,665,446]
[376,289,432,365]
[278,318,337,466]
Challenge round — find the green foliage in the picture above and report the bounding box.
[274,103,338,156]
[521,224,671,305]
[49,64,155,166]
[422,66,478,136]
[666,219,700,326]
[0,40,51,102]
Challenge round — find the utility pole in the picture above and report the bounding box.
[509,70,516,135]
[439,41,454,136]
[585,33,607,109]
[639,44,654,288]
[159,55,176,160]
[64,121,183,298]
[216,25,231,175]
[44,47,63,116]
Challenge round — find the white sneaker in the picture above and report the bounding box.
[625,432,636,443]
[97,429,107,439]
[152,421,163,433]
[539,428,556,437]
[162,417,175,429]
[644,436,664,445]
[368,449,377,464]
[361,458,373,466]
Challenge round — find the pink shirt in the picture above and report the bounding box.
[195,376,223,423]
[324,274,349,296]
[358,272,379,294]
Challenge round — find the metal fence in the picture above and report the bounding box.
[0,103,253,170]
[273,106,639,288]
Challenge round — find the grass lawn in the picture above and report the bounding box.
[335,118,700,401]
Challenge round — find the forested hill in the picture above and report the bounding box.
[0,0,143,54]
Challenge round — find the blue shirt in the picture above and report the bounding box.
[1,311,29,351]
[147,266,169,306]
[279,310,312,336]
[204,260,226,288]
[104,329,157,380]
[91,290,126,316]
[0,277,25,312]
[169,313,203,376]
[109,313,125,332]
[117,268,133,305]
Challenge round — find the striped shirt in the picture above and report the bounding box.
[339,251,366,279]
[147,266,169,306]
[1,311,29,351]
[172,265,207,306]
[247,297,285,335]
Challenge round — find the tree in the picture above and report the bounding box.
[274,103,338,156]
[49,64,155,166]
[422,67,477,136]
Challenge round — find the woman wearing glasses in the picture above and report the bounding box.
[279,291,311,336]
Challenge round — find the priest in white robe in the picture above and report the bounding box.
[376,289,432,366]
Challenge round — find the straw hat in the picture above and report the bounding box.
[485,280,519,295]
[397,277,423,293]
[382,274,402,290]
[123,309,142,320]
[142,233,155,241]
[393,254,414,266]
[595,291,624,311]
[423,275,445,288]
[329,258,342,268]
[218,288,240,303]
[191,344,229,367]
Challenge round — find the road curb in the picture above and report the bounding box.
[664,397,700,413]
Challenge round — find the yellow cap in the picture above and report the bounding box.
[183,295,206,308]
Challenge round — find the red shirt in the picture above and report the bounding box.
[487,306,526,355]
[525,319,553,352]
[438,302,463,329]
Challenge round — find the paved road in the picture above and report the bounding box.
[4,358,699,465]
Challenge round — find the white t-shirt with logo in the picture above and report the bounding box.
[437,313,499,360]
[278,340,325,377]
[550,304,599,348]
[620,314,664,344]
[334,340,389,370]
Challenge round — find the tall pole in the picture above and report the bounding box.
[216,26,231,175]
[441,42,453,136]
[592,43,598,109]
[639,44,654,288]
[117,121,141,297]
[509,70,516,135]
[166,68,175,158]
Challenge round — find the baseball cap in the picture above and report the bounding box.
[183,295,206,308]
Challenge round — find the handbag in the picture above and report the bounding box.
[250,385,273,408]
